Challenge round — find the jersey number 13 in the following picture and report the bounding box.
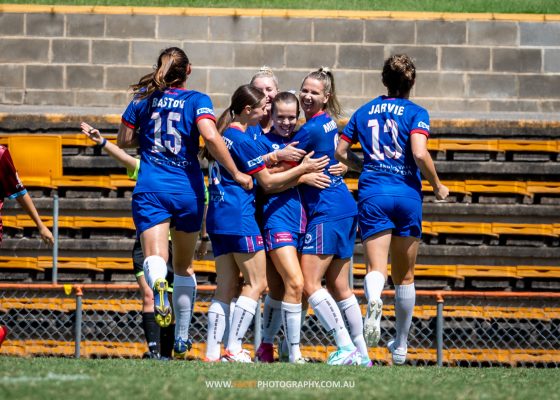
[368,118,403,160]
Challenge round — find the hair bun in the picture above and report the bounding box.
[259,65,274,75]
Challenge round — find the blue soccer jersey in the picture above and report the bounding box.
[247,124,264,141]
[122,88,215,196]
[255,130,306,233]
[206,125,266,236]
[291,112,357,225]
[341,96,430,203]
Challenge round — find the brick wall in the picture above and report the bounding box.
[1,6,560,114]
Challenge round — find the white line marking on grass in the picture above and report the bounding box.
[0,372,91,384]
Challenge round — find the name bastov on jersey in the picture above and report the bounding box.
[291,111,357,224]
[121,88,214,197]
[341,95,430,204]
[206,125,266,236]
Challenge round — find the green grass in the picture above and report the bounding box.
[1,357,559,400]
[3,0,560,14]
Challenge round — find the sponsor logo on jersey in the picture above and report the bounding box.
[209,190,225,202]
[418,121,430,130]
[222,136,233,150]
[247,156,263,168]
[274,232,293,243]
[196,107,215,116]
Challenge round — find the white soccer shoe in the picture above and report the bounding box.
[326,345,362,366]
[364,298,383,347]
[387,339,407,365]
[221,349,253,363]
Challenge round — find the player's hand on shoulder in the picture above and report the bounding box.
[278,142,306,162]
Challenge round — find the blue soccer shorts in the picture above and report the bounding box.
[209,233,264,258]
[299,216,358,259]
[358,195,422,241]
[132,192,204,235]
[264,228,305,252]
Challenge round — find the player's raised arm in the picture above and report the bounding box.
[81,122,138,172]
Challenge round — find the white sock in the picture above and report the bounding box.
[394,283,416,350]
[338,295,369,361]
[143,255,168,289]
[227,296,257,354]
[281,301,302,362]
[281,305,308,356]
[262,295,283,344]
[308,288,353,348]
[206,299,228,360]
[364,271,385,302]
[223,297,237,348]
[173,274,197,341]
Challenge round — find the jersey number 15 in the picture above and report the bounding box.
[151,111,182,155]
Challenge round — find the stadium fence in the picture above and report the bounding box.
[0,283,559,367]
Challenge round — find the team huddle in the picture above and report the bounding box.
[83,47,449,366]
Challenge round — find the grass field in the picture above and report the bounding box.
[0,357,559,400]
[4,0,560,14]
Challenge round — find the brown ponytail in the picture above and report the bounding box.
[202,84,265,161]
[130,47,189,100]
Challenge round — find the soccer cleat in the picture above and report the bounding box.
[153,278,172,328]
[363,298,383,347]
[221,349,253,363]
[326,345,361,366]
[173,337,192,359]
[0,325,7,347]
[142,350,162,360]
[202,356,221,363]
[361,358,373,367]
[256,342,274,363]
[387,340,407,365]
[292,357,308,364]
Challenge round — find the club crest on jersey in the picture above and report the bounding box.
[272,144,280,150]
[304,233,313,244]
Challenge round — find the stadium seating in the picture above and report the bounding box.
[6,135,116,192]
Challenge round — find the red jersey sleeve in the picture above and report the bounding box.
[0,145,26,200]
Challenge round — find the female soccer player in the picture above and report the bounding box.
[117,47,252,359]
[81,122,198,359]
[0,145,54,247]
[290,68,370,366]
[255,92,331,363]
[0,144,54,348]
[249,67,309,363]
[204,84,328,363]
[335,54,449,365]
